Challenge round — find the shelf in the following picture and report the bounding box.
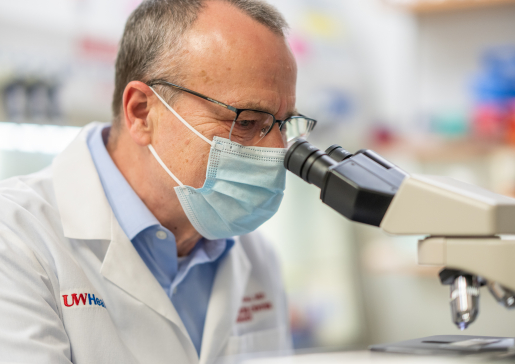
[371,137,515,198]
[385,0,515,13]
[373,136,515,163]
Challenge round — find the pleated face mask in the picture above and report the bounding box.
[148,88,287,240]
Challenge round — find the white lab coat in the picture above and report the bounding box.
[0,123,292,364]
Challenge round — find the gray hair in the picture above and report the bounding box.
[111,0,288,127]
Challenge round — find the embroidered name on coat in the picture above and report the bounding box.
[237,292,272,323]
[61,291,107,309]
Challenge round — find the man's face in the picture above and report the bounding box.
[149,1,297,190]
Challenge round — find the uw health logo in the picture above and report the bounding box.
[61,291,107,309]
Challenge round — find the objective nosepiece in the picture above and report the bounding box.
[487,281,515,309]
[450,275,480,330]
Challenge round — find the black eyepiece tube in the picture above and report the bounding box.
[325,145,353,162]
[285,139,408,227]
[284,139,336,188]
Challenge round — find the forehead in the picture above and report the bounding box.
[175,1,297,112]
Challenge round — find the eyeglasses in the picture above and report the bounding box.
[146,79,317,147]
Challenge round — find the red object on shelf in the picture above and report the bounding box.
[77,37,118,63]
[472,103,507,141]
[370,125,396,148]
[506,99,515,145]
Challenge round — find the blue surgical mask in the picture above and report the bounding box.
[148,88,287,240]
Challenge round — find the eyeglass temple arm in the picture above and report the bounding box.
[146,79,238,113]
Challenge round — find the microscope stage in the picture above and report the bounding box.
[370,335,514,356]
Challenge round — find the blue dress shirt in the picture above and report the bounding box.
[86,124,234,355]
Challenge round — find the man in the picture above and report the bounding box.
[0,0,316,363]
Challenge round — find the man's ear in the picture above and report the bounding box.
[122,81,155,146]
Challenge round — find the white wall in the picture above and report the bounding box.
[416,4,515,115]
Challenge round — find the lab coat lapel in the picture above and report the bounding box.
[199,240,251,364]
[100,211,195,347]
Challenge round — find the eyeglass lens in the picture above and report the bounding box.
[230,110,275,146]
[283,117,314,142]
[229,111,315,146]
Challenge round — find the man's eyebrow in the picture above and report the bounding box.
[285,108,299,119]
[232,102,299,119]
[232,101,276,115]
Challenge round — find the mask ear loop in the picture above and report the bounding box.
[147,86,217,190]
[149,86,214,146]
[148,144,184,187]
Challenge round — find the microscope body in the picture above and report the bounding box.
[383,174,515,328]
[285,139,515,330]
[382,173,515,288]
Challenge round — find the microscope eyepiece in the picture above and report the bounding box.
[284,139,338,188]
[325,144,353,162]
[284,139,407,226]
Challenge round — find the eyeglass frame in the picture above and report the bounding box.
[146,79,317,143]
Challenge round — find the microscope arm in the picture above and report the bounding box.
[419,236,515,293]
[380,174,515,236]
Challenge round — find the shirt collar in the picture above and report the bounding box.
[87,124,159,240]
[172,238,235,290]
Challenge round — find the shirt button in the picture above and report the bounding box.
[173,287,178,294]
[156,230,167,240]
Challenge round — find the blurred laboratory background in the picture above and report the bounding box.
[2,0,515,353]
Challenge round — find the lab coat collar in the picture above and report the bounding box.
[52,122,111,240]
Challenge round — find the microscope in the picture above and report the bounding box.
[285,139,515,330]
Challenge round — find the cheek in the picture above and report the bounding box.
[193,148,211,183]
[179,140,212,188]
[160,133,212,189]
[153,112,216,188]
